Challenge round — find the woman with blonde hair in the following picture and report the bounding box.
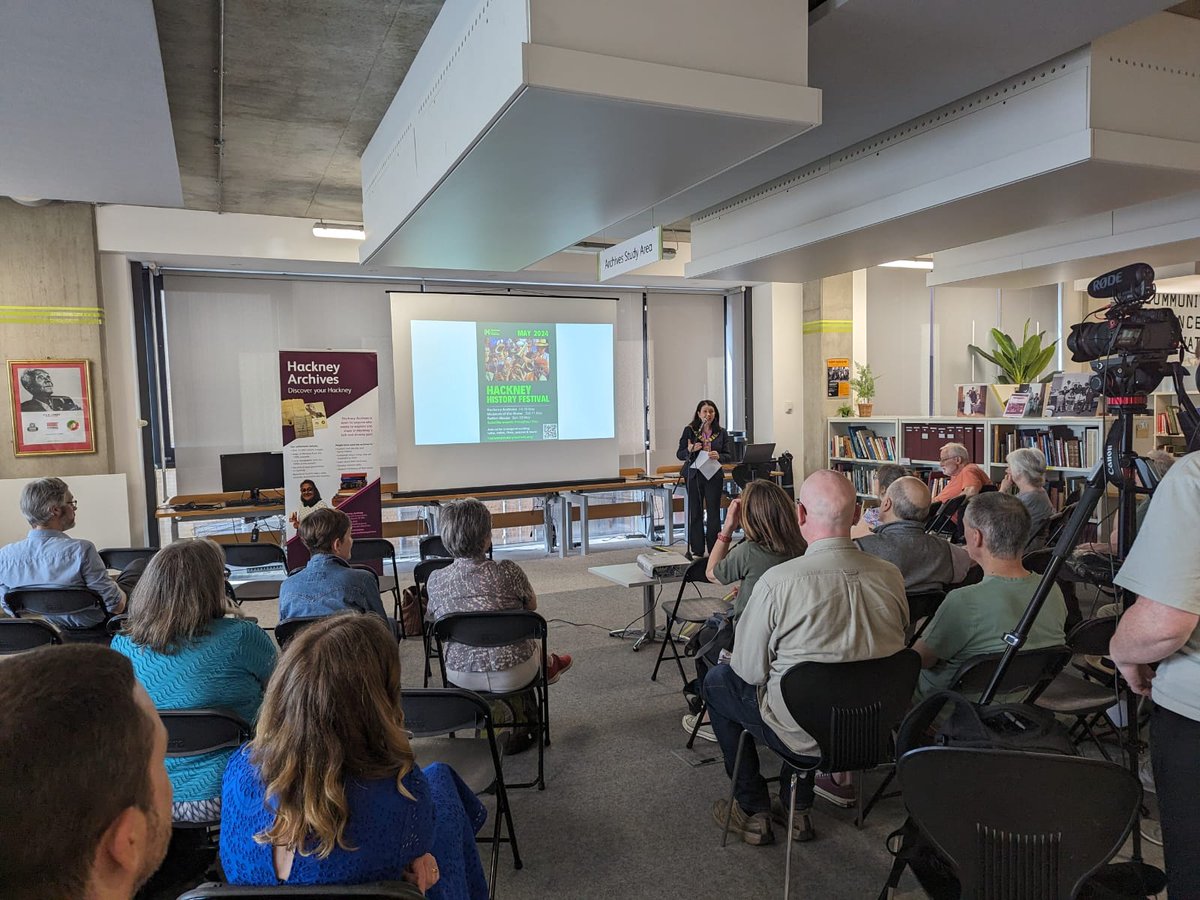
[111,538,276,824]
[219,612,488,898]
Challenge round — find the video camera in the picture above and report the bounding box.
[1066,263,1185,400]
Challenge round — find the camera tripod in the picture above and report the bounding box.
[979,393,1173,893]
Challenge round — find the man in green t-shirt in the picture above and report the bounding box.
[1112,450,1200,895]
[913,492,1067,699]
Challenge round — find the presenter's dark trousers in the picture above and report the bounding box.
[686,470,723,556]
[1152,705,1200,895]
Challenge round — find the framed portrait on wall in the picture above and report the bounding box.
[7,359,96,456]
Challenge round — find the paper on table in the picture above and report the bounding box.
[692,453,721,480]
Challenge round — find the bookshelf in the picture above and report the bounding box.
[1151,389,1200,455]
[827,412,1148,521]
[828,417,900,500]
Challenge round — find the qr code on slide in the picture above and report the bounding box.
[543,423,559,440]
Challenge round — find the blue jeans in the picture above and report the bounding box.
[703,664,817,814]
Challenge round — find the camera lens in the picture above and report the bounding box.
[1067,322,1114,363]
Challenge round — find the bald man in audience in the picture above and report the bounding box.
[0,644,173,899]
[855,476,973,593]
[704,469,908,845]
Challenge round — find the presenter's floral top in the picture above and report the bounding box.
[426,558,536,673]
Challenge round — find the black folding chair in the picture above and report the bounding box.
[950,644,1073,703]
[0,617,63,653]
[178,883,425,899]
[274,615,327,650]
[98,546,158,570]
[419,534,451,560]
[904,589,946,647]
[1035,617,1121,760]
[898,746,1140,899]
[721,650,921,899]
[414,558,453,686]
[350,538,401,619]
[157,708,253,889]
[651,558,730,687]
[432,611,550,791]
[5,588,112,643]
[924,494,967,537]
[403,687,522,898]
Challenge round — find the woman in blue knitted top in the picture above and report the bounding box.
[111,539,276,824]
[219,612,489,899]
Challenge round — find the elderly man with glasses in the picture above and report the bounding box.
[0,477,134,629]
[933,441,991,504]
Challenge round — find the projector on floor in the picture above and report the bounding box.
[637,551,692,579]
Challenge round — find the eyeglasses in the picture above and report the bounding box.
[64,499,77,509]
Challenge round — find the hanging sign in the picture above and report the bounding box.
[598,226,662,281]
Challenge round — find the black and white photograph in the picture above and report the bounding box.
[1047,372,1100,417]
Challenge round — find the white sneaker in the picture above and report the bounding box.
[682,713,717,743]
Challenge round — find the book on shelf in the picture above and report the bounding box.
[1003,385,1032,418]
[992,422,1099,469]
[830,425,896,461]
[832,462,876,496]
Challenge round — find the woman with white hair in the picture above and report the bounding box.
[1001,447,1055,539]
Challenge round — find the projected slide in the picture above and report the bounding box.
[411,320,613,446]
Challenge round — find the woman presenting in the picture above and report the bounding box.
[677,400,734,558]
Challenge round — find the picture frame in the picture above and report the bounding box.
[955,383,989,417]
[7,359,96,456]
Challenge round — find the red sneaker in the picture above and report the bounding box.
[546,653,573,684]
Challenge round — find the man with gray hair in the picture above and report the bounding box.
[933,441,991,503]
[855,476,973,592]
[0,477,130,630]
[913,492,1067,699]
[18,367,81,412]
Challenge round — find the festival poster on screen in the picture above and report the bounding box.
[279,350,381,570]
[478,322,559,442]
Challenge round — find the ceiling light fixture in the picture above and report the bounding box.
[879,258,934,270]
[312,221,365,240]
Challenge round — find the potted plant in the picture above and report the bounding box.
[850,363,878,417]
[968,319,1058,408]
[836,402,854,418]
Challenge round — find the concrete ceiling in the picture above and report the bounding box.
[154,0,442,220]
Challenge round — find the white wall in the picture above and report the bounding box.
[751,282,804,461]
[647,293,727,471]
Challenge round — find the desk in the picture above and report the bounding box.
[588,562,683,650]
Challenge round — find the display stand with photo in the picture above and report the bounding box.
[7,359,95,456]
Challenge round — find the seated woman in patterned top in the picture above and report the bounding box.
[426,498,573,693]
[220,613,488,898]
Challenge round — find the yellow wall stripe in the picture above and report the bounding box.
[0,305,104,325]
[802,319,853,334]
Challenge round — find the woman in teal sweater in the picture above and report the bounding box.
[112,539,276,823]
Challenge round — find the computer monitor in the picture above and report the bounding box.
[220,452,284,503]
[741,442,776,465]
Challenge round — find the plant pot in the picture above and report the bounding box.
[857,403,874,417]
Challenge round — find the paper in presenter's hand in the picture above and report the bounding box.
[692,453,721,480]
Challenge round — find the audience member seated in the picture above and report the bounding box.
[0,644,173,900]
[683,480,806,738]
[855,476,973,592]
[111,539,276,824]
[219,613,488,898]
[913,492,1067,700]
[1000,447,1055,542]
[0,477,139,629]
[1074,448,1176,559]
[279,507,387,622]
[427,498,573,693]
[703,470,908,845]
[933,442,991,503]
[850,463,907,539]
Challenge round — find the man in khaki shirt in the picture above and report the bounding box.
[705,470,908,846]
